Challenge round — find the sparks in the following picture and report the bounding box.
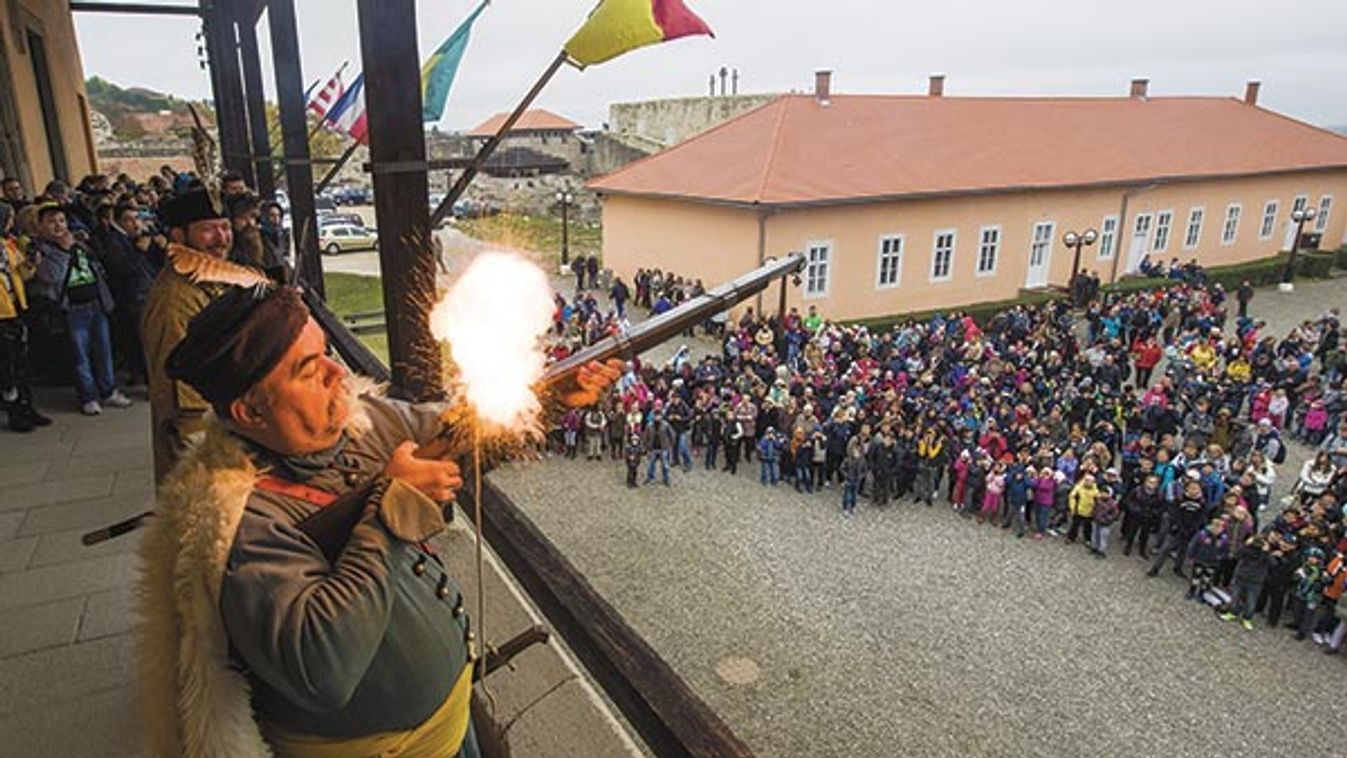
[428,252,554,433]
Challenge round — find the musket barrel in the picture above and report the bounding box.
[543,252,804,385]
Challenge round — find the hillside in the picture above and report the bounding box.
[85,76,210,141]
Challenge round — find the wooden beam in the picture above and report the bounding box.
[267,0,323,297]
[356,0,442,401]
[69,2,202,16]
[236,11,275,198]
[204,0,254,185]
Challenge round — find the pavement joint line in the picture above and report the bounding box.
[446,516,649,758]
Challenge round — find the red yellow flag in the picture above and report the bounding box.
[564,0,713,67]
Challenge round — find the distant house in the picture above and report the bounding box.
[589,74,1347,321]
[467,108,585,175]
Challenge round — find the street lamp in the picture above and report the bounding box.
[1280,207,1318,292]
[1063,228,1098,304]
[556,188,574,267]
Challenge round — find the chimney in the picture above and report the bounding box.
[1129,77,1149,99]
[814,70,832,106]
[1244,80,1261,106]
[928,74,945,97]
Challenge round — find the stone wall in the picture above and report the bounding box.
[608,94,778,149]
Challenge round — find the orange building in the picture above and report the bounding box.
[589,74,1347,321]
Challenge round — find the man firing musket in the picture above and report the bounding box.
[133,250,802,758]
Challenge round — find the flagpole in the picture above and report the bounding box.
[429,49,570,227]
[315,140,362,194]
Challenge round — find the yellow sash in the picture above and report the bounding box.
[268,665,473,758]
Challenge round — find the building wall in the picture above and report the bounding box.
[0,0,96,189]
[601,169,1347,321]
[600,194,761,288]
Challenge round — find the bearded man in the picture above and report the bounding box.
[141,188,271,482]
[137,285,617,758]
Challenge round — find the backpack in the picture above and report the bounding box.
[1268,436,1287,464]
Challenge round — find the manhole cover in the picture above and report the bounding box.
[715,656,761,686]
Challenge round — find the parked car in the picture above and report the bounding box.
[314,195,337,212]
[320,212,366,229]
[319,224,379,255]
[332,185,373,206]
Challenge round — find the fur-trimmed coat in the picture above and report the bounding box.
[135,381,379,758]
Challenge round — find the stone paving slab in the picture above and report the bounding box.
[78,586,137,642]
[0,472,114,512]
[17,492,149,537]
[0,552,138,610]
[0,534,37,573]
[0,460,50,487]
[0,596,83,658]
[0,633,134,718]
[0,686,142,758]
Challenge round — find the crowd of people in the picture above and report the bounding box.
[550,263,1347,649]
[0,168,286,427]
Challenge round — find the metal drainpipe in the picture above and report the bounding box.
[1109,182,1162,284]
[755,206,774,315]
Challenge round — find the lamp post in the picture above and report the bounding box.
[1279,207,1318,292]
[1063,228,1098,305]
[556,188,574,268]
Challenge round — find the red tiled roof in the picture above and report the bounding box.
[466,108,582,137]
[587,95,1347,207]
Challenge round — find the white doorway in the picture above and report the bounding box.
[1026,221,1054,288]
[1126,213,1153,274]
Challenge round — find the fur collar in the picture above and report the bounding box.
[135,377,378,757]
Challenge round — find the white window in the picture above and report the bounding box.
[1030,222,1054,266]
[1098,215,1118,260]
[976,226,1000,275]
[1184,207,1204,250]
[1317,195,1333,233]
[1153,210,1174,252]
[805,242,831,297]
[876,235,903,289]
[1292,194,1309,214]
[1221,203,1241,245]
[931,230,955,282]
[1260,200,1279,240]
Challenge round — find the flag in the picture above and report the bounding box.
[306,68,346,120]
[421,0,488,122]
[564,0,713,68]
[325,74,368,145]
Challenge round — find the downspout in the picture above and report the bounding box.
[755,205,775,315]
[1109,182,1162,284]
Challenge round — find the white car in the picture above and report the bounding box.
[319,224,379,255]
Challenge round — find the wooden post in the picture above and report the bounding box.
[267,0,323,297]
[205,0,254,185]
[357,0,442,400]
[237,11,275,198]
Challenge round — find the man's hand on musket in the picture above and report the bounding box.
[386,441,464,503]
[560,359,622,408]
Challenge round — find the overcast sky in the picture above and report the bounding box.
[73,0,1347,132]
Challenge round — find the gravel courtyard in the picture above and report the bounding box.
[488,278,1347,758]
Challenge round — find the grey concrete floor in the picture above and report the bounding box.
[488,276,1347,758]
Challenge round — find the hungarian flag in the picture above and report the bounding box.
[421,0,489,122]
[325,74,368,145]
[564,0,713,68]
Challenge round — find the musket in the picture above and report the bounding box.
[80,252,805,549]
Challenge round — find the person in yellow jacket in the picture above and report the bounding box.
[1065,473,1099,545]
[0,203,52,432]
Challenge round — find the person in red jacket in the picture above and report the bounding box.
[1131,335,1163,389]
